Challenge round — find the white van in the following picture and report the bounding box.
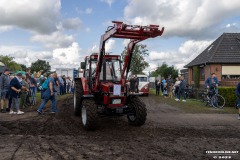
[136,74,150,96]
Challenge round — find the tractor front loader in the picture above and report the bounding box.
[74,21,164,130]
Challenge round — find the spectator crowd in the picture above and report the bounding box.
[155,75,186,100]
[0,68,74,115]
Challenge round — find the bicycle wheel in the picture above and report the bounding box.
[212,94,225,109]
[200,93,209,106]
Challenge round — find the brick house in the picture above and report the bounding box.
[185,33,240,87]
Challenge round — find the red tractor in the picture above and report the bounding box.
[74,21,164,130]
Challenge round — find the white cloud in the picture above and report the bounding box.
[122,39,130,47]
[31,31,74,49]
[101,0,114,7]
[0,45,53,67]
[62,18,82,30]
[147,40,212,70]
[0,0,83,50]
[0,0,61,34]
[223,22,240,32]
[91,45,99,53]
[178,40,211,56]
[0,42,81,69]
[89,39,115,54]
[149,51,176,61]
[0,26,13,33]
[85,27,91,32]
[85,8,93,14]
[51,42,81,69]
[102,20,113,27]
[105,39,115,52]
[124,0,240,39]
[76,7,93,14]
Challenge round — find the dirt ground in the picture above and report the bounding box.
[0,94,240,160]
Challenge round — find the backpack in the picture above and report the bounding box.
[41,78,49,90]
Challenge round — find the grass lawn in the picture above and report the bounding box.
[149,89,238,114]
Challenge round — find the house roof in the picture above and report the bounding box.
[185,33,240,68]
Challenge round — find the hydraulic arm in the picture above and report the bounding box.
[94,21,164,91]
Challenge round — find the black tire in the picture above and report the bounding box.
[127,96,147,126]
[81,99,98,130]
[212,94,225,109]
[74,79,83,116]
[200,93,209,106]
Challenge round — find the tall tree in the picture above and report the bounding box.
[30,59,51,73]
[0,55,22,71]
[151,62,179,79]
[121,44,149,75]
[20,64,27,71]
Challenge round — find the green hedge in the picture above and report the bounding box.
[218,87,238,107]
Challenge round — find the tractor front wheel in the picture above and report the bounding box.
[127,96,147,126]
[81,99,98,130]
[74,79,82,116]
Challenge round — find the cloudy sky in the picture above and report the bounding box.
[0,0,239,71]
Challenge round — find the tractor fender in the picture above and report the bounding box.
[126,93,143,102]
[126,94,137,102]
[80,94,95,104]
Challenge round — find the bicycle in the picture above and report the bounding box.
[200,88,225,109]
[185,85,194,99]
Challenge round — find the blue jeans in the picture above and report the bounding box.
[63,85,66,94]
[11,97,20,111]
[60,85,64,95]
[177,89,186,100]
[37,95,57,112]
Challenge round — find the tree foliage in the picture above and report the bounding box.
[121,44,149,75]
[151,62,179,79]
[30,59,51,73]
[0,55,22,72]
[20,64,27,71]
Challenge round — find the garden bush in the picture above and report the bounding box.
[218,87,238,107]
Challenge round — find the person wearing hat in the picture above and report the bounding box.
[9,73,26,115]
[0,68,11,113]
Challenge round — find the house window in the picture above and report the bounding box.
[200,67,205,80]
[222,66,240,80]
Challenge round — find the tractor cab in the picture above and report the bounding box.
[82,54,122,87]
[81,54,126,108]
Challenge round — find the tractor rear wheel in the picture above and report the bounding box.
[127,96,147,126]
[81,99,98,130]
[74,79,83,116]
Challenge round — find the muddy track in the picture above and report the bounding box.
[0,95,240,159]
